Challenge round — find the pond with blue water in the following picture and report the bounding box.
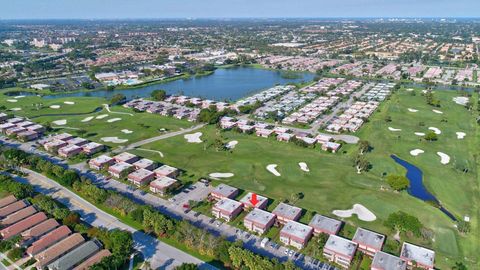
[391,154,456,221]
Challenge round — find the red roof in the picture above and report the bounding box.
[0,195,17,208]
[0,206,37,226]
[21,219,60,240]
[26,225,72,255]
[72,249,112,270]
[0,200,28,218]
[0,212,47,240]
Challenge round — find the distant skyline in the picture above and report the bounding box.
[1,0,479,20]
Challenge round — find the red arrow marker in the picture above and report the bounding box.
[249,193,259,206]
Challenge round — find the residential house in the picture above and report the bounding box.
[20,219,60,247]
[108,162,133,178]
[58,145,83,158]
[0,212,47,240]
[35,233,85,268]
[400,242,435,270]
[371,251,407,270]
[47,240,101,270]
[323,234,358,269]
[352,228,385,256]
[212,198,243,222]
[127,169,155,186]
[243,208,276,235]
[26,225,72,256]
[0,195,17,209]
[239,192,268,210]
[0,206,37,227]
[210,184,239,201]
[154,165,179,178]
[272,203,302,224]
[0,200,28,218]
[149,177,179,195]
[279,221,313,249]
[308,214,342,235]
[133,158,157,171]
[89,155,114,170]
[72,249,111,270]
[82,142,104,155]
[113,152,139,164]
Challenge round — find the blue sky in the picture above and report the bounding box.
[1,0,479,19]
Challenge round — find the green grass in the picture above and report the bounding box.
[131,88,479,269]
[0,94,193,147]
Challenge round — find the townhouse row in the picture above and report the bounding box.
[124,99,201,122]
[220,117,342,152]
[326,101,379,133]
[38,133,105,159]
[0,114,46,142]
[0,195,111,270]
[89,152,180,195]
[209,184,435,270]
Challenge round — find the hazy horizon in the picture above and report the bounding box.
[1,0,479,20]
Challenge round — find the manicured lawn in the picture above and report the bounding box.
[355,88,479,268]
[132,88,479,269]
[0,93,193,147]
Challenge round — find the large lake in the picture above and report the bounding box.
[38,67,314,101]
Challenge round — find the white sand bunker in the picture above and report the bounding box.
[14,95,25,99]
[456,132,466,139]
[432,109,443,114]
[298,162,310,172]
[121,129,133,134]
[101,137,129,144]
[184,132,203,143]
[332,204,376,222]
[453,96,469,106]
[410,149,425,156]
[81,116,94,122]
[95,114,109,119]
[107,118,122,123]
[49,105,61,109]
[437,152,450,165]
[64,101,75,105]
[9,108,22,111]
[407,108,418,112]
[405,88,414,92]
[414,132,425,136]
[266,164,281,176]
[209,173,234,178]
[52,119,67,125]
[428,127,441,135]
[388,127,402,132]
[7,99,17,103]
[226,140,238,149]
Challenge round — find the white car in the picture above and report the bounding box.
[284,248,289,255]
[288,250,295,257]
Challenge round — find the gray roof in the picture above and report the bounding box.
[324,234,357,258]
[244,208,275,226]
[400,242,435,268]
[212,184,238,198]
[47,240,101,270]
[372,251,407,270]
[308,214,342,234]
[272,202,302,220]
[352,227,385,250]
[280,220,313,240]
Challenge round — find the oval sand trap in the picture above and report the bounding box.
[52,119,67,125]
[388,127,402,132]
[432,109,443,114]
[121,129,133,134]
[9,107,22,111]
[49,105,61,109]
[7,99,18,103]
[81,116,94,122]
[414,132,425,136]
[184,132,203,143]
[437,152,450,165]
[428,127,441,135]
[453,96,469,106]
[14,95,25,99]
[298,162,310,172]
[332,204,376,222]
[407,108,418,112]
[95,114,109,119]
[266,164,281,176]
[101,137,129,144]
[107,118,122,123]
[410,149,424,156]
[456,132,466,139]
[209,173,234,178]
[226,140,238,149]
[64,101,75,105]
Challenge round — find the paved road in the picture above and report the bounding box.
[13,168,216,270]
[119,124,206,152]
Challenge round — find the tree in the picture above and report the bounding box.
[358,140,371,155]
[151,90,167,101]
[424,131,438,141]
[386,175,410,191]
[174,263,198,270]
[63,212,81,227]
[384,211,423,237]
[110,94,126,105]
[354,154,370,174]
